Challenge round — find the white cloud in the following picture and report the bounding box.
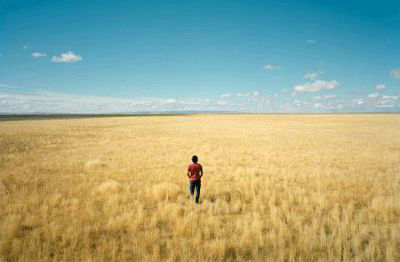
[304,71,322,80]
[306,39,316,44]
[51,51,82,63]
[294,80,339,93]
[372,95,399,107]
[382,95,398,100]
[32,52,47,58]
[353,99,364,105]
[0,91,223,113]
[293,100,301,106]
[375,84,385,90]
[22,45,31,49]
[314,103,323,108]
[2,88,398,114]
[313,95,336,100]
[165,98,176,104]
[368,93,379,98]
[390,68,400,79]
[220,91,259,98]
[0,83,19,90]
[263,64,281,70]
[376,104,394,108]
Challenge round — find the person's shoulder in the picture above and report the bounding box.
[198,163,202,168]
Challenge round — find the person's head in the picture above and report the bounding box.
[192,155,198,163]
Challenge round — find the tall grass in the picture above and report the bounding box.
[1,114,399,261]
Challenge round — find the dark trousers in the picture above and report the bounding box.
[189,180,201,203]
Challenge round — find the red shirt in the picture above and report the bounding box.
[188,163,202,181]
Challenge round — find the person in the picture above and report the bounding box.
[187,155,203,203]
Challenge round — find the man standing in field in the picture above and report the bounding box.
[187,155,203,203]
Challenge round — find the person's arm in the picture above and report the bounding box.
[187,166,191,178]
[200,166,203,178]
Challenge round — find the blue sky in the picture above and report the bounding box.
[1,0,399,113]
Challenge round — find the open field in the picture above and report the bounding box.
[1,114,399,261]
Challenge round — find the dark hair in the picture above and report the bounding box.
[192,155,198,163]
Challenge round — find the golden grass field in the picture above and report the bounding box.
[0,114,399,261]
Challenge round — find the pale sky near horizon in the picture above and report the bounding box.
[0,0,399,113]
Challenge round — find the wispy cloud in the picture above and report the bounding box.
[324,94,337,99]
[51,51,82,63]
[163,98,176,104]
[368,93,380,98]
[263,64,281,70]
[0,90,229,114]
[22,45,31,49]
[313,94,337,100]
[306,39,316,44]
[220,91,260,98]
[32,52,47,58]
[294,80,339,93]
[375,84,385,90]
[304,71,322,80]
[366,94,399,108]
[382,95,398,100]
[1,88,398,114]
[390,68,400,79]
[292,100,301,106]
[0,83,18,89]
[314,103,323,108]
